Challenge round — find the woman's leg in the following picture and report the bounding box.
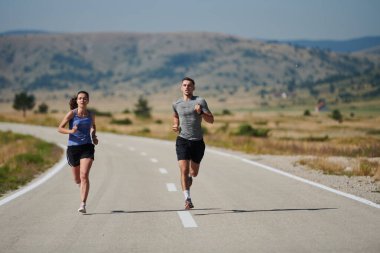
[79,158,93,203]
[71,166,80,185]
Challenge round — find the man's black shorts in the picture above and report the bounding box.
[176,136,205,164]
[66,143,95,167]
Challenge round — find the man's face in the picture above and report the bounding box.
[181,80,194,96]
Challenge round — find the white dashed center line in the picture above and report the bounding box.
[159,168,168,174]
[166,183,177,192]
[177,211,198,228]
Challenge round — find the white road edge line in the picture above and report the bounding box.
[159,168,168,174]
[166,183,177,192]
[0,144,67,207]
[151,158,158,163]
[177,211,198,228]
[207,149,380,209]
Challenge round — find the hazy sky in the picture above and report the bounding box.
[1,0,379,40]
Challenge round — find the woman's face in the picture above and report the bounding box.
[76,93,89,107]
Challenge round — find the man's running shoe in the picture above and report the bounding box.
[185,198,194,210]
[187,176,193,187]
[78,203,86,214]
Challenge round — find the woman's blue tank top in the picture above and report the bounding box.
[68,109,93,146]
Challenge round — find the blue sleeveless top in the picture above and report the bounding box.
[68,109,93,146]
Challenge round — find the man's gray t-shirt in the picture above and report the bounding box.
[172,96,211,141]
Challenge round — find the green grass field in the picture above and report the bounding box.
[0,130,63,196]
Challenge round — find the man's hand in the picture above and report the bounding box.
[194,104,202,115]
[172,124,179,132]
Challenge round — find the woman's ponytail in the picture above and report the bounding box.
[69,97,78,110]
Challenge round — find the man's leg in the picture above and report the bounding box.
[179,159,194,209]
[178,160,190,191]
[189,161,200,177]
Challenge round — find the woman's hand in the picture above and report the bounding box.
[71,125,78,134]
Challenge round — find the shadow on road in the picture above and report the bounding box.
[194,207,338,216]
[83,208,219,215]
[83,207,337,216]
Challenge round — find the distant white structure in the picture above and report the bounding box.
[315,98,327,112]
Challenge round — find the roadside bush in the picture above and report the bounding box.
[216,123,229,133]
[236,123,270,137]
[331,109,343,123]
[221,109,232,115]
[89,108,112,117]
[111,118,132,125]
[38,103,49,114]
[303,135,329,142]
[202,126,209,135]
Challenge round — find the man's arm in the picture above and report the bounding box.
[195,102,214,124]
[172,113,180,132]
[201,111,214,124]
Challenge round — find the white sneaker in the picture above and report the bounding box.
[78,203,86,214]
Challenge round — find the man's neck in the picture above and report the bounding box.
[183,94,194,101]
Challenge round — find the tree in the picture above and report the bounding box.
[133,96,151,119]
[331,109,343,123]
[13,92,35,117]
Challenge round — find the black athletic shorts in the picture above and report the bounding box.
[176,136,205,164]
[66,143,95,167]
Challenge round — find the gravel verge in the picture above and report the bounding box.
[251,154,380,205]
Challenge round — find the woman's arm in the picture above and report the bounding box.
[91,113,98,145]
[58,111,76,134]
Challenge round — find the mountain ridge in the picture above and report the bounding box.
[282,36,380,53]
[0,32,379,110]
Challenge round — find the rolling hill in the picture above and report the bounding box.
[0,32,379,111]
[282,36,380,53]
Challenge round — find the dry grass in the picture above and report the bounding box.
[297,157,380,180]
[1,106,380,179]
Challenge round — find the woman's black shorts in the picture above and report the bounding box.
[176,136,205,164]
[66,143,95,167]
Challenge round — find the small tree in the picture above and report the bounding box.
[134,96,151,119]
[38,102,49,114]
[331,109,343,123]
[13,92,35,117]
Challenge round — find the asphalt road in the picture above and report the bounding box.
[0,123,379,253]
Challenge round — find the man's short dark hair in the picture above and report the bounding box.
[182,77,195,85]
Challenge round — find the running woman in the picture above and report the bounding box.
[58,91,98,214]
[172,77,214,209]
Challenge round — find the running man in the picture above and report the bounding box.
[172,77,214,209]
[58,91,98,214]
